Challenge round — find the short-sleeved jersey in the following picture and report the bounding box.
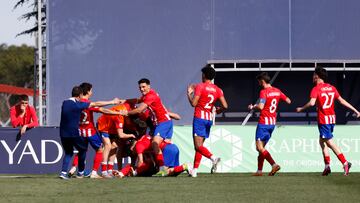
[193,82,224,121]
[140,89,170,125]
[60,98,90,138]
[310,83,340,124]
[79,98,101,137]
[97,105,126,135]
[258,87,287,125]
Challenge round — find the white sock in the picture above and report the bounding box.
[325,164,330,168]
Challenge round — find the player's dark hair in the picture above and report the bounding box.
[138,78,150,85]
[19,94,29,102]
[256,72,271,84]
[80,82,92,95]
[314,66,328,81]
[201,64,216,80]
[71,86,83,97]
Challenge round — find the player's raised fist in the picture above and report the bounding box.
[248,104,254,110]
[187,84,195,95]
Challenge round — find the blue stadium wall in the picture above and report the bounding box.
[47,0,360,126]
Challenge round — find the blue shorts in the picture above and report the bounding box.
[318,124,335,139]
[163,143,180,168]
[153,120,173,140]
[255,124,275,144]
[84,133,102,150]
[193,118,212,138]
[101,132,110,138]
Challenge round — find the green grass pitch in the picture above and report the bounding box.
[0,173,359,202]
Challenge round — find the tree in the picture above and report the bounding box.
[0,44,34,126]
[14,0,46,37]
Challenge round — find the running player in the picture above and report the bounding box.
[121,78,173,175]
[296,66,360,176]
[187,65,228,177]
[248,72,291,176]
[97,104,136,178]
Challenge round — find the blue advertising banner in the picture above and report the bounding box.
[0,127,63,174]
[1,126,359,174]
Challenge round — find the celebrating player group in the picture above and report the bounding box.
[59,65,360,179]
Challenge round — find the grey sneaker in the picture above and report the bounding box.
[211,157,221,174]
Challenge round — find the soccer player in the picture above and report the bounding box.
[97,104,136,178]
[68,82,121,178]
[248,72,291,176]
[118,138,192,178]
[296,66,360,176]
[59,86,120,179]
[121,78,173,175]
[187,65,228,177]
[10,94,39,136]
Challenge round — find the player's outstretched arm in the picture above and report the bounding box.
[98,107,121,115]
[89,98,120,107]
[296,98,316,112]
[124,103,148,116]
[337,96,360,118]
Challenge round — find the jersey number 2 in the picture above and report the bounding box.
[204,95,214,109]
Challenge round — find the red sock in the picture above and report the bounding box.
[92,151,103,171]
[173,165,185,173]
[101,163,107,172]
[108,163,114,171]
[337,153,347,164]
[262,150,275,166]
[194,151,202,169]
[121,164,132,176]
[197,146,213,159]
[324,156,330,165]
[257,153,265,171]
[136,163,150,175]
[155,154,164,167]
[72,154,78,167]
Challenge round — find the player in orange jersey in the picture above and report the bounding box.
[97,104,136,178]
